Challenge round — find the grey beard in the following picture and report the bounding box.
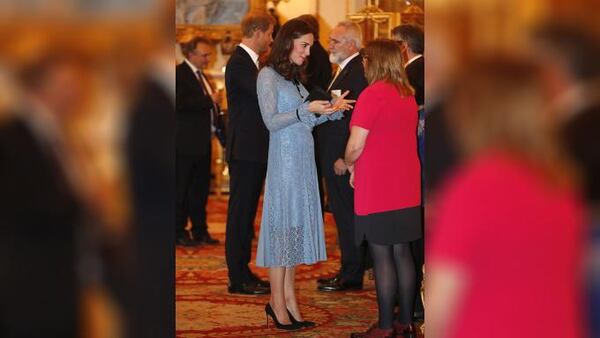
[329,53,342,64]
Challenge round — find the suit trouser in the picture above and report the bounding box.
[176,152,211,239]
[325,173,365,284]
[313,130,326,215]
[412,106,425,313]
[225,159,267,285]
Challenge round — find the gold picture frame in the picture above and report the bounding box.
[176,0,267,43]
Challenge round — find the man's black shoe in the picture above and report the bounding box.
[317,274,340,285]
[413,310,424,322]
[413,292,425,321]
[176,237,202,247]
[228,283,270,295]
[317,280,363,292]
[248,274,270,288]
[197,233,220,245]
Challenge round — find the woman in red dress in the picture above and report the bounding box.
[345,39,422,338]
[426,59,585,338]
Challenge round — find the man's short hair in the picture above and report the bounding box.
[392,24,424,54]
[180,36,211,58]
[241,12,275,38]
[337,21,363,49]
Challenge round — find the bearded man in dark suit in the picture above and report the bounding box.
[316,21,369,292]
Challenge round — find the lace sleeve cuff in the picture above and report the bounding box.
[296,101,318,127]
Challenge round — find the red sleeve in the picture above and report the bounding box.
[350,86,380,131]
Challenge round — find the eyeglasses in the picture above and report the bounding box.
[192,51,211,58]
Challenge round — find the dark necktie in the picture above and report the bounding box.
[327,67,342,91]
[196,70,220,128]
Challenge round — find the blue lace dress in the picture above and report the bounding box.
[255,66,343,267]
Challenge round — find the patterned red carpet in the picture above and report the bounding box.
[176,197,424,337]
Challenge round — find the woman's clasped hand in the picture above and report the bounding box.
[308,90,355,114]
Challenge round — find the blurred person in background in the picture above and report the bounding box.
[176,35,222,247]
[392,23,425,323]
[529,21,600,336]
[422,20,460,198]
[224,12,274,296]
[1,1,178,337]
[345,39,421,338]
[316,20,369,293]
[266,1,281,39]
[0,48,91,337]
[297,14,332,92]
[123,1,176,336]
[426,58,585,338]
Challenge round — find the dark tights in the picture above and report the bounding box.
[368,242,416,329]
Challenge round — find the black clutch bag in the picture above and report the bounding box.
[304,86,331,102]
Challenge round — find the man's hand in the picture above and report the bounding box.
[347,162,354,174]
[330,90,355,111]
[334,158,347,176]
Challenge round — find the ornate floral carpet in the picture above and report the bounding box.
[176,197,424,337]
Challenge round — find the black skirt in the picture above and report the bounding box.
[355,206,422,246]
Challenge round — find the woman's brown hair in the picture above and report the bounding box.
[266,18,315,82]
[449,57,580,189]
[361,39,414,97]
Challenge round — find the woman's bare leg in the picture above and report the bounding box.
[269,267,291,324]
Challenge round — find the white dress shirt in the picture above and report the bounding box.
[238,43,260,69]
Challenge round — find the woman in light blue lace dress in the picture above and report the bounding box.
[255,19,354,330]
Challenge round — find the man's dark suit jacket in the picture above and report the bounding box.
[176,61,213,156]
[316,55,368,176]
[305,41,332,92]
[125,74,176,338]
[225,46,269,164]
[0,116,81,337]
[406,56,424,106]
[424,98,458,194]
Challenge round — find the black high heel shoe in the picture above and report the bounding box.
[265,303,302,330]
[287,309,316,328]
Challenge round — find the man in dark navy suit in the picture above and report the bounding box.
[393,24,425,322]
[176,36,223,247]
[224,13,274,295]
[316,21,369,292]
[393,24,424,108]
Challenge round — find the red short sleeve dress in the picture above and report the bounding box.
[427,151,585,338]
[349,80,422,245]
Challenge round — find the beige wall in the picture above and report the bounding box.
[276,0,317,21]
[273,0,365,47]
